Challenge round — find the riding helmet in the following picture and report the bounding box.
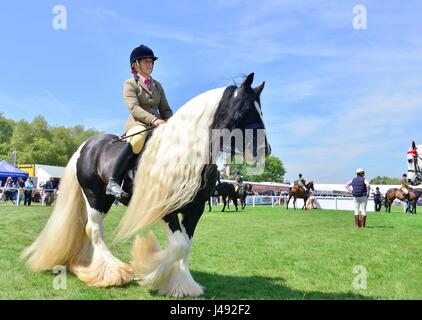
[130,45,158,66]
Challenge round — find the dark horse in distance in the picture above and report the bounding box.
[209,182,238,212]
[22,73,271,298]
[286,181,314,210]
[237,183,253,209]
[209,183,253,212]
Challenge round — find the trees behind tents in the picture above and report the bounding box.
[0,113,100,166]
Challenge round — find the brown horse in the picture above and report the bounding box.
[286,181,314,210]
[385,188,421,213]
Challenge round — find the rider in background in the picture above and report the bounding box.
[106,44,173,199]
[216,169,222,185]
[297,173,308,195]
[401,173,413,212]
[401,173,410,201]
[234,170,243,193]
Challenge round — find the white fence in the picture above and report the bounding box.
[245,195,376,211]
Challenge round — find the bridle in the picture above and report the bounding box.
[408,149,422,184]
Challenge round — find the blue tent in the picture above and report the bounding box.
[0,160,29,185]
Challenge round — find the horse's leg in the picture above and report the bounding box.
[73,211,126,285]
[131,211,191,297]
[221,195,227,212]
[71,194,133,287]
[286,195,291,209]
[302,196,307,210]
[147,202,206,297]
[232,194,238,212]
[208,197,212,212]
[293,196,296,210]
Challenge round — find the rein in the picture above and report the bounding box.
[113,127,155,143]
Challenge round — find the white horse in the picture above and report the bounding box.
[407,141,422,186]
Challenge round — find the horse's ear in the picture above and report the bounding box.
[242,73,254,88]
[254,81,265,97]
[412,141,416,149]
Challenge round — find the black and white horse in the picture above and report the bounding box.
[21,73,270,297]
[407,141,422,186]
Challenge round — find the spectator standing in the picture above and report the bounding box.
[373,187,382,212]
[16,177,25,205]
[43,177,55,205]
[345,168,371,228]
[24,177,34,206]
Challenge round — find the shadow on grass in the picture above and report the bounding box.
[191,271,374,300]
[365,226,394,229]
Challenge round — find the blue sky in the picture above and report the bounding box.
[0,0,421,183]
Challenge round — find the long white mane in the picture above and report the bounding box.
[115,87,226,242]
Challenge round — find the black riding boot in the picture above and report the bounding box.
[106,143,137,199]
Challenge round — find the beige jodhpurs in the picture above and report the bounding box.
[124,124,151,154]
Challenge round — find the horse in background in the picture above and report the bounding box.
[385,188,421,213]
[209,182,238,212]
[407,141,422,186]
[236,183,253,209]
[286,181,314,210]
[208,182,253,212]
[21,73,270,297]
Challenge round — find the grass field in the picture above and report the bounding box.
[0,202,421,300]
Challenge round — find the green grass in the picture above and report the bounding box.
[0,202,421,299]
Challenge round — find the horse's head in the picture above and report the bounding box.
[307,181,314,191]
[243,183,253,194]
[211,73,271,165]
[407,141,421,185]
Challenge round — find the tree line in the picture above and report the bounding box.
[0,113,100,166]
[369,176,402,185]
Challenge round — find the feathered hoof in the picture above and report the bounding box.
[71,251,133,287]
[157,264,204,297]
[131,232,171,290]
[131,232,204,297]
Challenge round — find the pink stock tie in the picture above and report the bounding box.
[144,78,151,90]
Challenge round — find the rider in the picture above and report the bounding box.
[297,173,308,195]
[234,170,243,193]
[216,169,222,185]
[401,173,411,203]
[106,44,173,198]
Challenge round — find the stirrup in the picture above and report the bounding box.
[106,180,129,199]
